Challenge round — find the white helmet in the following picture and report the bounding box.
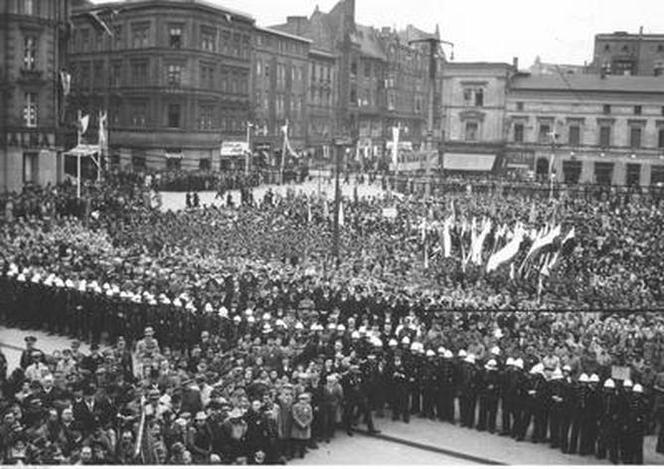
[444,350,453,359]
[490,346,501,356]
[589,374,600,383]
[485,359,498,370]
[505,357,515,367]
[388,339,398,347]
[458,350,467,358]
[633,384,644,393]
[623,379,633,388]
[426,349,435,358]
[579,373,589,383]
[514,358,524,370]
[401,336,411,345]
[464,354,476,364]
[437,347,446,355]
[604,379,615,389]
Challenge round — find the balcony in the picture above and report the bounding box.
[17,68,47,85]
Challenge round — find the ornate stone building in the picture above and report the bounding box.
[0,0,71,192]
[68,0,254,172]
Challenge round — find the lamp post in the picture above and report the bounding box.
[409,36,454,199]
[245,121,254,177]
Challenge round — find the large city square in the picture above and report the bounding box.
[4,0,664,466]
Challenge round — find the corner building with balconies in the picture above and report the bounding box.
[68,0,254,172]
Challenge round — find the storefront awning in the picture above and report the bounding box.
[444,153,496,172]
[165,152,183,160]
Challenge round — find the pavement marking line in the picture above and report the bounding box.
[355,429,506,465]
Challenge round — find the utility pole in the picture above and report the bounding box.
[332,137,350,266]
[409,36,454,199]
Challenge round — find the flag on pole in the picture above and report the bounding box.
[487,223,525,273]
[98,110,108,148]
[323,199,329,220]
[391,126,400,167]
[442,219,452,258]
[338,200,344,227]
[60,70,71,96]
[77,114,90,136]
[307,198,313,224]
[529,201,536,224]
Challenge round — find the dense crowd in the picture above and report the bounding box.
[1,172,664,464]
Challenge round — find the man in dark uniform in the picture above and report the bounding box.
[436,349,456,424]
[459,354,479,429]
[596,379,620,463]
[547,368,565,449]
[621,383,647,464]
[408,343,424,417]
[579,374,602,456]
[390,355,410,423]
[568,373,589,454]
[477,359,500,433]
[559,365,577,453]
[421,350,438,420]
[20,336,41,370]
[341,365,378,436]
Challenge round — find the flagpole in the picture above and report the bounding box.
[77,110,82,199]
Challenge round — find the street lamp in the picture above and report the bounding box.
[408,36,454,198]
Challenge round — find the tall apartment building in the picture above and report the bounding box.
[251,26,310,165]
[271,0,441,169]
[1,0,71,192]
[68,0,254,172]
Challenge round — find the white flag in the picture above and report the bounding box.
[99,111,108,148]
[78,114,90,135]
[338,200,345,227]
[442,219,452,258]
[392,126,400,166]
[60,71,71,96]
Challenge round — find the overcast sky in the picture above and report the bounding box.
[95,0,664,67]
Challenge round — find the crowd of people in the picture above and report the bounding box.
[1,170,664,464]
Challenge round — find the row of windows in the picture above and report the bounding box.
[255,61,306,88]
[514,102,664,116]
[511,122,664,149]
[559,160,664,187]
[73,23,251,59]
[107,101,246,131]
[255,35,308,56]
[71,60,249,94]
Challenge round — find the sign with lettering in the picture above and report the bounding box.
[5,131,53,149]
[220,141,249,157]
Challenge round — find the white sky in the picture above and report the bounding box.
[94,0,664,67]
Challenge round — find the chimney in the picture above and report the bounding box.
[286,16,307,35]
[512,57,519,71]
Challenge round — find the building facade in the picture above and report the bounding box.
[1,0,71,193]
[591,30,664,77]
[251,26,310,166]
[441,62,513,173]
[307,48,337,161]
[272,0,440,170]
[505,74,664,187]
[68,0,254,172]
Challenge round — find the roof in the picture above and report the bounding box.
[397,24,439,44]
[256,26,312,44]
[595,32,664,41]
[510,73,664,94]
[353,25,386,60]
[309,48,337,59]
[83,0,254,21]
